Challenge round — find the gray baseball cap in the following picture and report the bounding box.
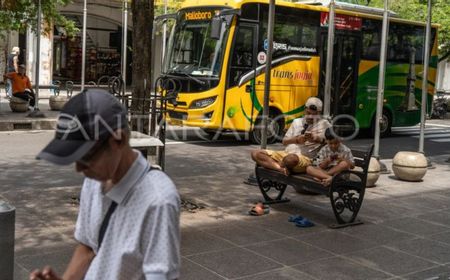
[37,89,127,165]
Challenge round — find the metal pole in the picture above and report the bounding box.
[81,0,87,91]
[0,200,15,280]
[122,0,128,91]
[323,0,335,118]
[28,0,46,117]
[373,0,389,160]
[261,0,275,149]
[419,0,432,154]
[35,0,41,109]
[162,0,168,61]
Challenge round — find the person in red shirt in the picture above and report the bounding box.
[3,64,35,109]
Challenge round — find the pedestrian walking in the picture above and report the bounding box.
[31,89,181,280]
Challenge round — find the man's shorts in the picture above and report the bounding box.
[264,150,312,173]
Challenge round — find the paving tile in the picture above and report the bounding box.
[296,230,377,254]
[347,246,436,276]
[15,226,77,257]
[341,223,417,245]
[247,212,328,237]
[14,262,30,280]
[403,265,450,280]
[245,238,333,266]
[428,231,450,245]
[381,217,450,236]
[238,267,316,280]
[396,194,450,211]
[180,258,225,280]
[358,202,418,223]
[417,210,450,227]
[202,223,284,246]
[181,228,235,256]
[187,247,282,279]
[292,256,392,280]
[389,238,450,264]
[16,246,76,276]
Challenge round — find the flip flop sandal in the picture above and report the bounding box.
[294,217,314,227]
[248,205,270,216]
[288,215,304,223]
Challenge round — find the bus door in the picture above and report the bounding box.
[320,32,361,117]
[225,22,258,131]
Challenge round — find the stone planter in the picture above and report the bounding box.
[392,151,427,182]
[49,95,69,111]
[9,96,28,112]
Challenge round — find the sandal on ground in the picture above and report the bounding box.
[294,217,314,227]
[248,202,270,216]
[288,215,304,223]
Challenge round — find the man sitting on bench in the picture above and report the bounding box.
[3,64,35,111]
[250,97,331,175]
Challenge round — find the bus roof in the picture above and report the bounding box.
[180,0,439,28]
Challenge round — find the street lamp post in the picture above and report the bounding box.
[373,0,389,171]
[323,0,335,119]
[81,0,87,91]
[28,0,45,118]
[260,0,275,149]
[122,0,128,92]
[419,0,432,154]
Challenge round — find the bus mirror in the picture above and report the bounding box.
[210,17,222,40]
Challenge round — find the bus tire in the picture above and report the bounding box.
[250,110,284,145]
[370,109,392,138]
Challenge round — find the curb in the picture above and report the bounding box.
[0,119,57,131]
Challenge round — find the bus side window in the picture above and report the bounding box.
[228,26,255,88]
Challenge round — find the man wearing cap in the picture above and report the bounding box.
[3,64,36,110]
[251,96,331,175]
[4,46,20,98]
[30,90,180,280]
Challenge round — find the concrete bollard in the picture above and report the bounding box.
[366,157,381,187]
[49,95,69,111]
[392,151,427,181]
[0,200,15,280]
[9,96,28,112]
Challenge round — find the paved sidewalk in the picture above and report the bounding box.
[0,94,59,131]
[1,131,450,280]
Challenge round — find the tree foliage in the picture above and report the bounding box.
[0,0,78,36]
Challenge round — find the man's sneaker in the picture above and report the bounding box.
[28,106,35,111]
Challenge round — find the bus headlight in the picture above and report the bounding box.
[190,96,217,109]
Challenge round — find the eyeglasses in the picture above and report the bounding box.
[77,139,109,166]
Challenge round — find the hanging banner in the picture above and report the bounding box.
[320,12,362,31]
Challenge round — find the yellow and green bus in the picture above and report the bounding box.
[161,0,438,143]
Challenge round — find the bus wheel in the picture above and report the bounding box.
[250,111,284,145]
[370,109,392,138]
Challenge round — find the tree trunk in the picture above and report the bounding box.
[131,0,153,133]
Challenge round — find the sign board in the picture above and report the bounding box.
[320,12,362,31]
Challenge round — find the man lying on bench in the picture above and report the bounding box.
[250,97,331,175]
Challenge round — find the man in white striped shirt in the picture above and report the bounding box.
[31,90,180,280]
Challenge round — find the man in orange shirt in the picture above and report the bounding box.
[3,64,35,110]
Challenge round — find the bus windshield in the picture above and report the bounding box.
[163,11,229,77]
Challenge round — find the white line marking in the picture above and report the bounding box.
[429,138,450,143]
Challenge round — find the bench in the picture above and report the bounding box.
[254,145,374,228]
